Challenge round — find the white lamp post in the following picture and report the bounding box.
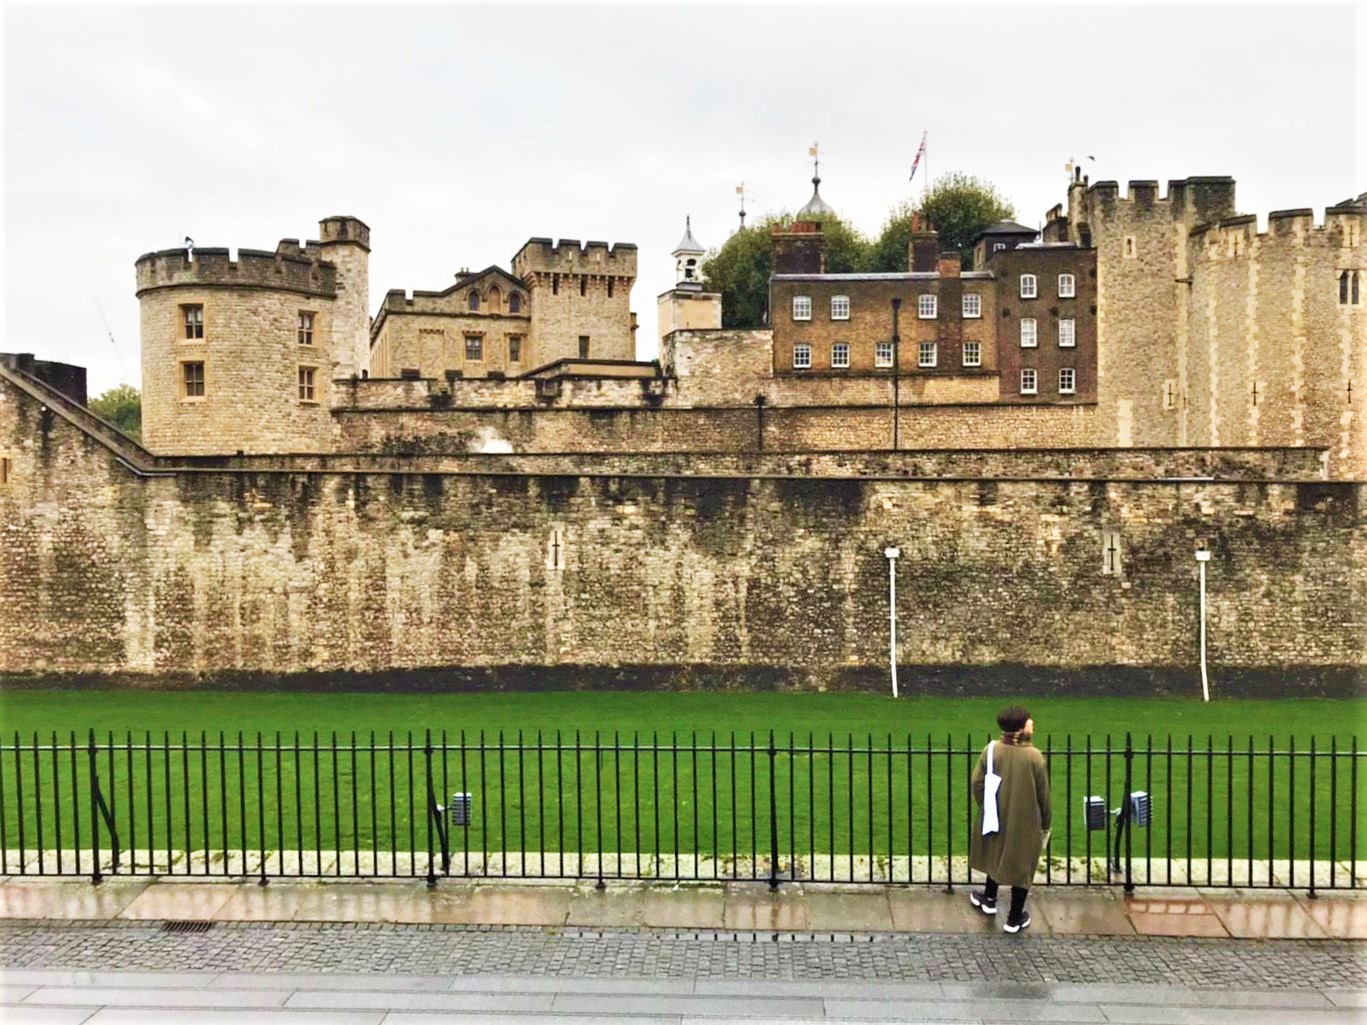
[1195,548,1211,702]
[883,546,901,698]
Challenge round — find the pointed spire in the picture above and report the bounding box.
[798,142,836,219]
[673,215,705,256]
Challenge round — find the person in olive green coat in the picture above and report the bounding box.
[969,706,1051,933]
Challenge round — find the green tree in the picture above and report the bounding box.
[701,214,874,328]
[89,383,141,440]
[702,175,1015,322]
[877,173,1016,269]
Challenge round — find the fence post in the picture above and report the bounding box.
[1308,736,1317,900]
[1123,733,1134,896]
[424,729,436,890]
[88,729,102,885]
[767,731,780,891]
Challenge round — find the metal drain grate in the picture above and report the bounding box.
[161,920,215,934]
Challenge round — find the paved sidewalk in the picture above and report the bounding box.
[2,924,1365,1024]
[0,877,1362,939]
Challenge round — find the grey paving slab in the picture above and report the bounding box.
[938,982,1336,1008]
[206,971,455,991]
[0,984,39,1001]
[0,1010,97,1025]
[1324,990,1367,1008]
[383,1016,679,1025]
[83,1012,384,1025]
[2,971,220,989]
[283,988,555,1012]
[694,979,946,1000]
[826,998,1108,1022]
[23,986,290,1008]
[430,976,699,996]
[1095,1005,1363,1025]
[552,993,825,1016]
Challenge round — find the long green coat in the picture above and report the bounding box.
[969,740,1052,889]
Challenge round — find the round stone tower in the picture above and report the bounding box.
[135,216,369,455]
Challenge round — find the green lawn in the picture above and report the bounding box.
[0,691,1362,873]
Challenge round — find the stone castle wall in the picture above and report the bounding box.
[4,374,1361,687]
[1187,208,1366,478]
[331,402,1103,454]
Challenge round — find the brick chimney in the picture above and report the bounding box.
[908,213,939,273]
[937,254,961,279]
[772,220,827,275]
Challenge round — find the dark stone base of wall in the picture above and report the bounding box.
[2,664,1362,698]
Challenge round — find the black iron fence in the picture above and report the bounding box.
[0,731,1359,894]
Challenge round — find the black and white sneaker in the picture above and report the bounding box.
[969,890,997,915]
[1003,911,1031,934]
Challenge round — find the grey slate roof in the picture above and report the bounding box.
[673,217,705,255]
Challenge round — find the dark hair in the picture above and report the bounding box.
[997,706,1030,733]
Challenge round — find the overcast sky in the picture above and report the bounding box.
[2,1,1361,395]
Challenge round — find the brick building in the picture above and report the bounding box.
[769,213,1097,407]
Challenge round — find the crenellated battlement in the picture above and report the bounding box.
[1188,203,1366,252]
[1077,176,1237,225]
[135,244,338,298]
[511,237,638,279]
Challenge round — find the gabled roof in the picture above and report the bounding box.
[449,265,527,295]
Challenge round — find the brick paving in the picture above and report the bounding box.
[2,920,1363,990]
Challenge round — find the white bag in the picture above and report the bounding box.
[982,742,1002,836]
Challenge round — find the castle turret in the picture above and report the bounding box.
[657,217,721,347]
[135,218,365,455]
[316,216,371,380]
[511,238,637,367]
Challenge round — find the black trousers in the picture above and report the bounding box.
[983,877,1028,918]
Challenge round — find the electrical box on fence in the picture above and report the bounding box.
[1084,796,1107,831]
[1129,791,1151,827]
[448,792,472,827]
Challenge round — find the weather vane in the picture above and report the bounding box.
[736,181,747,231]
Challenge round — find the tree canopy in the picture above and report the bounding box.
[89,383,141,440]
[700,173,1016,327]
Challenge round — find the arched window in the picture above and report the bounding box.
[468,291,480,311]
[684,258,697,281]
[1354,272,1361,305]
[487,285,501,313]
[1341,271,1351,305]
[508,292,522,313]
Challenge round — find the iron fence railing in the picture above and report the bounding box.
[0,730,1359,894]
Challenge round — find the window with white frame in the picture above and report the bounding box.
[918,341,937,368]
[831,343,850,368]
[917,294,937,319]
[1019,274,1037,299]
[874,341,894,367]
[298,365,317,403]
[1059,367,1076,394]
[1020,317,1038,347]
[297,311,314,345]
[962,293,982,318]
[1058,273,1076,298]
[830,295,850,320]
[1058,318,1076,347]
[962,341,981,367]
[792,296,812,321]
[793,344,812,369]
[1020,368,1038,395]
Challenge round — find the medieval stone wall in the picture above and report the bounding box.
[3,375,1361,687]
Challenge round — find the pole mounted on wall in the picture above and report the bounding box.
[1195,548,1211,701]
[884,546,901,698]
[890,298,902,450]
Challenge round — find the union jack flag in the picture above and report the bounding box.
[909,132,927,182]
